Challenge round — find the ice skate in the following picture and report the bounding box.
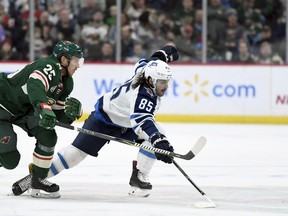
[11,163,33,196]
[31,175,60,199]
[128,161,152,197]
[12,174,32,196]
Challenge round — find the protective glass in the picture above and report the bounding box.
[69,57,85,68]
[156,79,172,88]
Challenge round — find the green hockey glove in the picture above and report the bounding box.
[36,103,57,130]
[64,97,82,121]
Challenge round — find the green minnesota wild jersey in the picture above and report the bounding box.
[0,55,74,117]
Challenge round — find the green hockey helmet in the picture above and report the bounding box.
[53,40,83,60]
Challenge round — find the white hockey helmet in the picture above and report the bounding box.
[144,60,172,88]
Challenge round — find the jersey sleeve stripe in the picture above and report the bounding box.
[51,100,65,110]
[29,70,49,92]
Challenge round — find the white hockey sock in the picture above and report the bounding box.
[136,141,156,175]
[47,145,88,178]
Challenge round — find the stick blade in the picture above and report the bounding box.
[176,136,207,160]
[191,136,207,156]
[194,194,216,208]
[193,201,216,208]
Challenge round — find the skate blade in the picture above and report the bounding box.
[10,187,31,196]
[31,189,61,199]
[128,186,150,198]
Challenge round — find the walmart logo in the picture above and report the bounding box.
[184,74,209,103]
[93,76,256,101]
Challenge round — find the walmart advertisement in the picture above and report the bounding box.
[1,63,287,123]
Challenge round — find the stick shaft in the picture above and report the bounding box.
[172,160,205,196]
[56,122,194,160]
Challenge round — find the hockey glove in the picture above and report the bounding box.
[35,103,56,130]
[151,45,179,63]
[151,133,174,164]
[64,97,82,121]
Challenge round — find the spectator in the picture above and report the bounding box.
[106,5,117,44]
[98,42,115,62]
[52,8,81,43]
[207,35,223,62]
[77,0,99,27]
[207,0,227,53]
[82,32,102,61]
[173,0,196,27]
[232,39,257,63]
[0,0,9,13]
[222,9,245,61]
[191,43,202,62]
[6,1,29,60]
[125,42,147,62]
[174,25,195,62]
[107,11,131,45]
[247,24,272,55]
[0,3,10,31]
[158,13,176,36]
[121,25,136,61]
[0,39,19,60]
[147,21,167,54]
[133,11,154,49]
[257,41,283,64]
[125,0,147,30]
[237,0,265,27]
[36,11,54,55]
[81,10,108,43]
[105,4,117,27]
[193,9,203,45]
[34,26,46,59]
[253,0,275,26]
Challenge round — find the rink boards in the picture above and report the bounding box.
[1,62,287,124]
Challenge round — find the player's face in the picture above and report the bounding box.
[67,56,84,76]
[155,79,169,97]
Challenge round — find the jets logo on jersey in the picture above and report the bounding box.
[0,136,10,144]
[144,86,154,97]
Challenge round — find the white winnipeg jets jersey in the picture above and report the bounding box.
[94,58,162,140]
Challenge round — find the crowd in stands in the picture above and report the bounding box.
[0,0,286,64]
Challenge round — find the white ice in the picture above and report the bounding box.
[1,122,287,216]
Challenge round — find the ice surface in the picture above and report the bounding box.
[1,123,288,216]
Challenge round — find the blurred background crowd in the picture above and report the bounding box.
[0,0,286,64]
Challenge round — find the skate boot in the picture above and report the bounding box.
[31,175,61,198]
[12,174,32,195]
[128,161,152,197]
[12,163,33,195]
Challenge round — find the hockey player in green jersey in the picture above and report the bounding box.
[0,40,84,198]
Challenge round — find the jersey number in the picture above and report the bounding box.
[139,98,153,112]
[111,81,131,100]
[43,64,56,81]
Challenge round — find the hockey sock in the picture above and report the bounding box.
[136,141,156,175]
[48,145,87,178]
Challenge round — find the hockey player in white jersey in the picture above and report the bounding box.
[12,46,179,197]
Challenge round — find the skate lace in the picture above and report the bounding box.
[39,178,54,186]
[138,171,150,183]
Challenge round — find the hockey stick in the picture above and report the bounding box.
[56,122,206,161]
[172,160,216,208]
